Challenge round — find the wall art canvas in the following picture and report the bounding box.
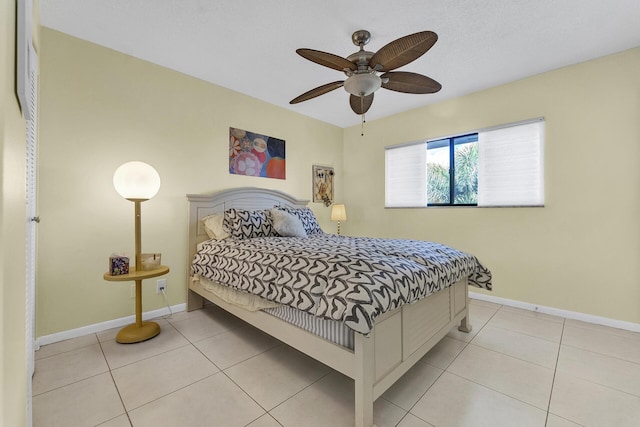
[229,127,286,179]
[312,165,334,206]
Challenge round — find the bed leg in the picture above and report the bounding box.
[187,289,204,312]
[354,333,375,427]
[458,315,472,333]
[458,286,472,333]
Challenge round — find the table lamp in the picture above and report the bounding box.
[331,204,347,236]
[111,161,163,343]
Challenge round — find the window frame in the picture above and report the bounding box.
[426,133,478,207]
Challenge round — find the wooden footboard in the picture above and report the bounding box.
[188,277,471,427]
[354,278,470,427]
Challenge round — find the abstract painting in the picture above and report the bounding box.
[229,127,286,179]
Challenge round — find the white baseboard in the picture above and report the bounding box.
[36,294,640,348]
[36,303,186,348]
[469,292,640,333]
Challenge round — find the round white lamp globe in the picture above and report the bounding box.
[113,161,161,200]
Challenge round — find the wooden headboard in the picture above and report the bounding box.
[186,187,309,282]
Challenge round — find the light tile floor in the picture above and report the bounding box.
[33,300,640,426]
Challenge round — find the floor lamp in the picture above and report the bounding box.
[111,161,166,343]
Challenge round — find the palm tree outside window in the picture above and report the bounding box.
[427,134,478,206]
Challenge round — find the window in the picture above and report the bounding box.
[427,134,478,205]
[385,118,544,208]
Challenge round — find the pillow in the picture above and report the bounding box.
[223,208,275,239]
[270,209,307,238]
[201,213,230,240]
[274,206,323,235]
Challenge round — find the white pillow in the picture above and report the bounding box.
[201,213,230,240]
[270,209,307,238]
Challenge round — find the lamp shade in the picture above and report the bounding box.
[331,204,347,222]
[113,161,161,200]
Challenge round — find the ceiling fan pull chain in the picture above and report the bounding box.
[361,96,365,136]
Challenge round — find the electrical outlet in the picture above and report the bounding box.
[130,284,135,299]
[157,279,167,294]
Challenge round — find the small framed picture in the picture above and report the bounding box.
[312,165,334,206]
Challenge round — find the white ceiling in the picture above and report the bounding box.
[40,0,640,128]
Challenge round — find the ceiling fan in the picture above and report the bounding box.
[290,29,442,131]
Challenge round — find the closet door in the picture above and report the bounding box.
[25,45,38,427]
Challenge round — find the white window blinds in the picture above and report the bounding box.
[385,118,544,208]
[478,120,545,206]
[385,142,427,207]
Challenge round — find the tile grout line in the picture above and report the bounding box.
[125,372,221,417]
[483,323,562,345]
[180,323,288,423]
[263,369,334,427]
[219,367,278,422]
[556,323,640,402]
[31,370,110,398]
[470,308,563,367]
[561,324,640,365]
[393,412,435,427]
[104,319,197,371]
[33,338,98,362]
[491,306,565,343]
[398,304,502,425]
[41,305,640,426]
[97,333,134,427]
[32,341,110,397]
[444,370,551,415]
[544,317,566,427]
[102,312,287,424]
[461,340,557,371]
[207,342,325,424]
[99,319,219,424]
[560,341,640,367]
[411,305,563,417]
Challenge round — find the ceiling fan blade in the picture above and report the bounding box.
[296,49,357,72]
[290,81,345,104]
[369,31,437,72]
[381,72,442,94]
[349,93,374,115]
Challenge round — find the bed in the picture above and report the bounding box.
[186,187,491,427]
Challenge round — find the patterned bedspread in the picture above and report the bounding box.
[191,234,492,335]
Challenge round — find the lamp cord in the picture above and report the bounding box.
[161,288,173,318]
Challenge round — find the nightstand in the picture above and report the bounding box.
[104,265,169,343]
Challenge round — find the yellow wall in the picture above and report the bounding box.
[37,28,343,336]
[1,1,28,425]
[38,25,640,336]
[343,47,640,324]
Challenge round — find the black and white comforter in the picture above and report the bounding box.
[191,234,492,335]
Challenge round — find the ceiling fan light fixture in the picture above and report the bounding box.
[344,73,381,97]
